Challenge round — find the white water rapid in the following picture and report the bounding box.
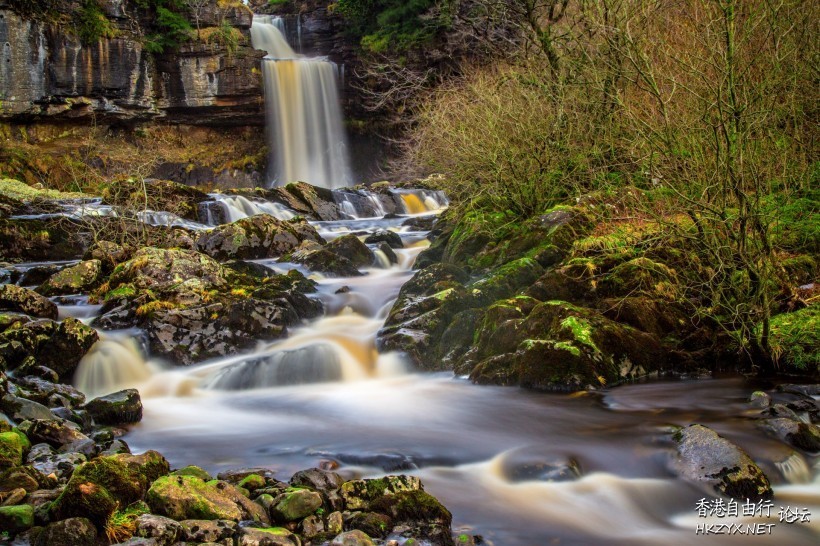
[63,200,820,545]
[251,15,352,189]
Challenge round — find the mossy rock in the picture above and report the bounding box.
[172,465,213,481]
[0,429,30,470]
[103,178,210,222]
[761,418,820,452]
[0,218,85,263]
[270,487,323,522]
[287,242,364,277]
[36,317,99,381]
[330,529,376,545]
[196,214,323,261]
[599,257,678,299]
[345,512,392,538]
[50,452,163,525]
[340,476,422,511]
[36,259,104,296]
[238,525,302,545]
[0,284,57,320]
[105,247,227,295]
[83,240,132,272]
[35,516,97,546]
[83,388,143,425]
[470,257,544,305]
[0,503,34,533]
[369,490,451,526]
[146,475,244,522]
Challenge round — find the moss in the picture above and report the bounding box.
[560,316,599,354]
[103,284,136,302]
[768,307,819,372]
[0,504,34,533]
[0,178,84,201]
[0,430,31,470]
[237,473,265,491]
[171,465,212,481]
[135,300,178,317]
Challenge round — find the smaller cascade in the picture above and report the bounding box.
[393,189,450,215]
[75,337,154,398]
[207,194,296,224]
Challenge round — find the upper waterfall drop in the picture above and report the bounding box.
[251,15,352,190]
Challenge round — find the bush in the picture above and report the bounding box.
[75,0,117,44]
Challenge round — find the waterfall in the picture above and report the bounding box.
[251,15,352,190]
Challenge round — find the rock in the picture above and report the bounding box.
[83,389,143,425]
[179,519,237,543]
[208,479,271,524]
[196,215,323,261]
[340,476,422,511]
[172,465,213,481]
[287,242,363,277]
[36,260,103,296]
[34,318,99,381]
[0,503,33,533]
[327,234,376,267]
[104,179,211,223]
[270,488,323,522]
[35,517,97,546]
[469,301,664,391]
[344,512,392,539]
[672,424,772,500]
[369,490,453,545]
[134,513,183,546]
[15,376,86,409]
[1,487,27,507]
[276,181,345,221]
[0,394,56,422]
[238,473,266,492]
[0,218,85,263]
[237,526,301,546]
[470,258,544,305]
[761,418,820,452]
[105,247,227,295]
[27,444,86,481]
[217,467,277,484]
[49,457,141,524]
[0,466,44,493]
[18,419,89,450]
[365,230,403,249]
[0,285,57,319]
[289,468,345,492]
[376,243,398,265]
[0,430,30,470]
[146,475,243,522]
[331,530,375,546]
[83,241,132,272]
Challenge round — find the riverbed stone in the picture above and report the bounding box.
[83,240,132,272]
[0,285,57,320]
[761,418,820,452]
[134,513,183,545]
[179,518,237,543]
[340,476,422,511]
[36,516,97,546]
[0,503,33,533]
[83,388,143,425]
[196,214,323,261]
[330,530,375,546]
[286,241,363,277]
[672,424,772,500]
[365,230,403,249]
[344,512,392,538]
[237,526,301,546]
[289,468,345,492]
[36,259,104,296]
[327,234,376,268]
[172,465,213,481]
[146,475,244,522]
[270,488,323,522]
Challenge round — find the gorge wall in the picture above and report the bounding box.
[0,0,265,126]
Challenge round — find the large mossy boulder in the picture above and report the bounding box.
[146,475,244,522]
[36,259,104,296]
[286,241,363,277]
[326,235,376,268]
[0,503,34,534]
[0,218,85,263]
[50,451,169,525]
[196,214,323,261]
[103,178,211,222]
[672,424,772,500]
[0,284,58,319]
[468,301,664,391]
[0,429,30,470]
[36,516,97,546]
[270,488,323,522]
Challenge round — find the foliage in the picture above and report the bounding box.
[408,0,818,371]
[767,307,820,372]
[74,0,118,45]
[335,0,446,52]
[200,19,245,56]
[135,0,193,53]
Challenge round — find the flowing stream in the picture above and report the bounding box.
[61,198,820,545]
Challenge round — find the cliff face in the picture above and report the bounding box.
[0,0,265,126]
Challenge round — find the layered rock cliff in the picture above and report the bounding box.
[0,0,265,126]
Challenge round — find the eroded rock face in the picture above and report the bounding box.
[0,2,264,125]
[0,285,57,319]
[196,215,324,261]
[672,424,772,500]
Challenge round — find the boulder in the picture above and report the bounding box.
[18,419,90,450]
[83,389,143,425]
[103,179,211,223]
[672,424,772,500]
[0,218,85,263]
[146,475,244,522]
[287,242,363,277]
[196,215,323,261]
[761,418,820,452]
[179,519,237,543]
[364,230,403,249]
[270,488,323,522]
[134,513,183,545]
[340,476,422,511]
[35,517,97,546]
[36,260,103,296]
[330,530,375,546]
[0,285,57,319]
[326,234,376,268]
[237,526,301,546]
[0,430,30,470]
[0,504,34,533]
[83,240,132,272]
[289,468,345,492]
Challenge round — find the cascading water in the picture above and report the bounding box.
[251,15,352,189]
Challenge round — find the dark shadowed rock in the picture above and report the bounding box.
[327,234,376,268]
[364,230,403,249]
[83,389,143,425]
[36,517,97,546]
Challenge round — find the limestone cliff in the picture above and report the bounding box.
[0,0,264,125]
